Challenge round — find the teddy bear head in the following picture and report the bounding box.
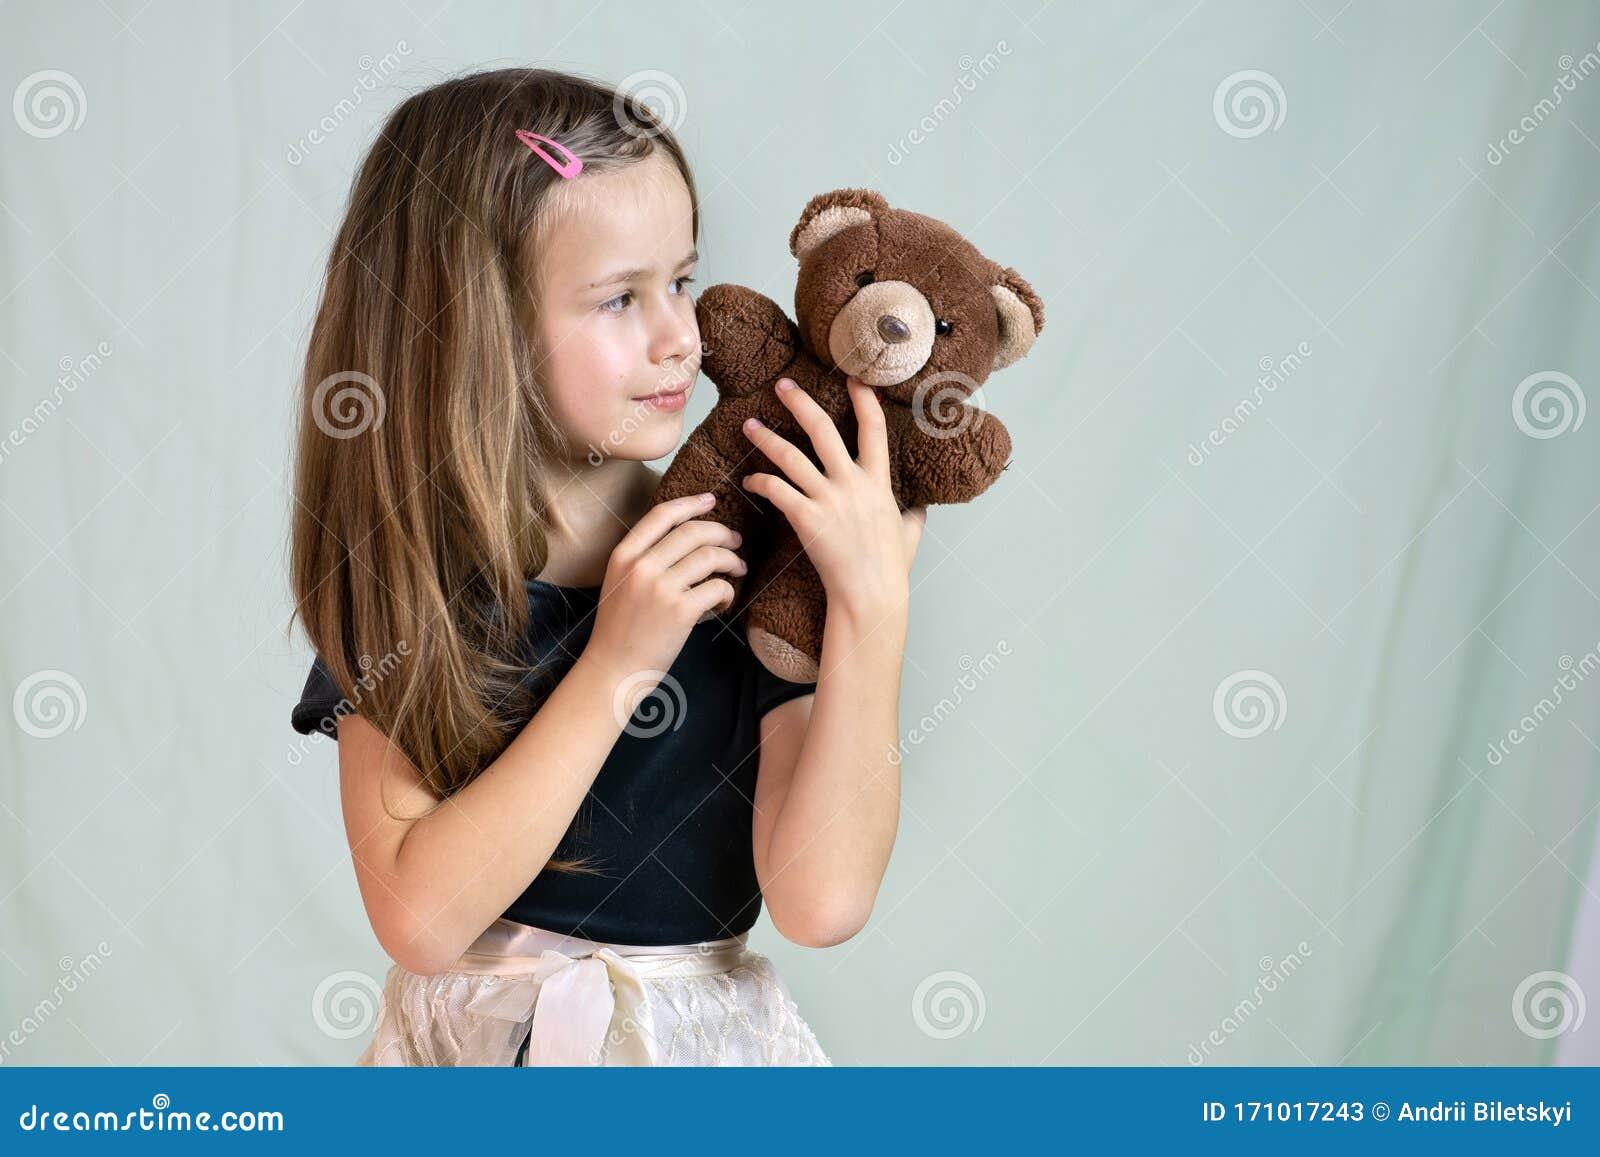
[788,188,1044,406]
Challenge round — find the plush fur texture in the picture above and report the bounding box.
[651,188,1044,681]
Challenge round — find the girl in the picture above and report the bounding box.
[287,67,924,1066]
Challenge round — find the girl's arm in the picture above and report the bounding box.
[742,377,926,947]
[337,652,629,978]
[337,492,746,977]
[751,591,908,947]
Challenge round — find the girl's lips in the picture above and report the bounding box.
[637,389,688,412]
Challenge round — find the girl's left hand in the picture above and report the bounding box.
[741,376,926,613]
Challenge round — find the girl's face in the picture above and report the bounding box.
[528,152,701,464]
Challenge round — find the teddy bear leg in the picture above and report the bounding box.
[743,521,826,683]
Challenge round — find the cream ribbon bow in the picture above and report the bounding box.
[464,946,657,1066]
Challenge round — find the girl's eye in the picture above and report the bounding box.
[601,277,694,313]
[671,275,696,295]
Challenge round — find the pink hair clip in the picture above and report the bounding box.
[515,130,583,179]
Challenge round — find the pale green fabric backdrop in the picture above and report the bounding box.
[2,0,1597,1065]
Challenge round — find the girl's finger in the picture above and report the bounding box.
[901,505,928,565]
[742,416,826,497]
[666,544,747,589]
[650,518,741,573]
[617,490,719,557]
[742,471,807,517]
[847,377,889,477]
[774,378,852,476]
[687,575,738,619]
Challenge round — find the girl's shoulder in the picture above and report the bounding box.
[289,567,816,742]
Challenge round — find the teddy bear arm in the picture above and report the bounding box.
[896,411,1014,506]
[695,284,802,398]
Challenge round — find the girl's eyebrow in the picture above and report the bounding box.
[582,249,698,291]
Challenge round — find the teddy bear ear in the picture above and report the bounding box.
[990,267,1045,370]
[789,189,889,260]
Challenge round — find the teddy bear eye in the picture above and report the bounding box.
[855,271,875,288]
[934,318,953,337]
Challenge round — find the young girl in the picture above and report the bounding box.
[287,67,924,1066]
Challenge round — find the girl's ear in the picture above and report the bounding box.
[789,188,890,260]
[990,266,1044,370]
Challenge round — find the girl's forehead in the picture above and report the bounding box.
[541,156,693,272]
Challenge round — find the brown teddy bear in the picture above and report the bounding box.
[651,187,1044,682]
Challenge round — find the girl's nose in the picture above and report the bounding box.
[652,309,699,368]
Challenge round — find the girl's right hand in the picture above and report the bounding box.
[583,491,747,683]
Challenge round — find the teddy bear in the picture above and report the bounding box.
[649,187,1044,682]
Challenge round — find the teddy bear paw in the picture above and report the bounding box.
[748,627,820,683]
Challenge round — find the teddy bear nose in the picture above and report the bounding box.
[877,314,911,343]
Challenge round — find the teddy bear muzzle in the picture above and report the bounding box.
[826,280,936,386]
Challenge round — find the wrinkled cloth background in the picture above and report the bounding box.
[2,0,1597,1064]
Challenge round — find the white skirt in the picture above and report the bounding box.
[357,918,832,1067]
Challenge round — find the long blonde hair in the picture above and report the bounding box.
[288,67,700,871]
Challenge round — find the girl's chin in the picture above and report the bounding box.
[583,423,684,464]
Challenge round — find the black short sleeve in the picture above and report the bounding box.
[753,662,816,719]
[290,656,352,740]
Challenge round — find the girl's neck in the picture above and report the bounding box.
[536,457,661,587]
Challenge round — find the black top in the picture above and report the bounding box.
[289,579,817,945]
